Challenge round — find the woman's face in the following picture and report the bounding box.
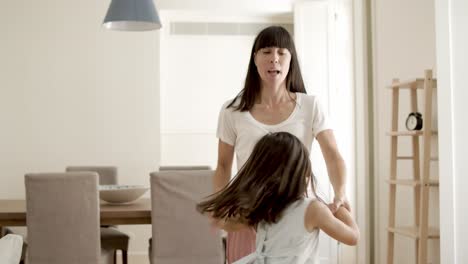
[254,47,291,86]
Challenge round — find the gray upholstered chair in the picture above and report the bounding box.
[159,165,212,171]
[1,227,27,263]
[66,166,129,264]
[158,165,226,258]
[2,166,125,264]
[149,170,224,264]
[0,234,23,264]
[66,166,118,185]
[25,172,113,264]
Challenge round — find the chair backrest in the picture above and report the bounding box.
[159,165,212,171]
[0,234,23,264]
[25,172,100,264]
[150,170,223,264]
[66,166,118,185]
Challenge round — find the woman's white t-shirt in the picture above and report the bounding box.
[216,92,331,171]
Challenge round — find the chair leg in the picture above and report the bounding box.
[222,237,227,264]
[113,250,117,264]
[122,250,128,264]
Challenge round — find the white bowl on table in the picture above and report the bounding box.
[99,185,149,204]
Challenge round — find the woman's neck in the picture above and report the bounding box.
[258,83,292,106]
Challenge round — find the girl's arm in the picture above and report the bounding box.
[213,140,234,192]
[305,200,359,245]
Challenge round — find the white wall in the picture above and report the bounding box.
[0,0,367,262]
[0,0,297,261]
[371,0,439,263]
[0,0,160,197]
[435,0,468,263]
[0,0,160,258]
[0,0,298,197]
[158,0,294,13]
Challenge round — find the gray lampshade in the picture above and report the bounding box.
[103,0,161,31]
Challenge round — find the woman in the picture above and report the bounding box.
[214,26,349,263]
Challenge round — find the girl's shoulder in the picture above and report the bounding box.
[284,197,318,221]
[276,197,320,234]
[304,197,332,232]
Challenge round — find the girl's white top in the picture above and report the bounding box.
[234,198,320,264]
[217,93,331,170]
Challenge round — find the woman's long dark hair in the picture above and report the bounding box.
[197,132,318,226]
[227,26,307,111]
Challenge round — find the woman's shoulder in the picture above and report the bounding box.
[221,96,241,109]
[296,92,320,105]
[219,97,242,116]
[295,93,328,120]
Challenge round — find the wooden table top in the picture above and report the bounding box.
[0,198,151,226]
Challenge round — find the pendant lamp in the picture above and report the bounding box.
[103,0,161,31]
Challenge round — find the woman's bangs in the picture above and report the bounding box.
[254,27,293,52]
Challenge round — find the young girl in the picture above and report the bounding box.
[199,132,359,264]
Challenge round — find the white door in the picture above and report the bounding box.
[159,22,252,168]
[295,0,356,263]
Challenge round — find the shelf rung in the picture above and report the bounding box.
[386,179,439,186]
[387,179,419,186]
[396,156,439,161]
[429,180,440,186]
[387,131,422,136]
[387,79,437,89]
[387,226,439,239]
[387,131,438,136]
[397,156,414,160]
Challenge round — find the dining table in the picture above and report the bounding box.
[0,198,151,233]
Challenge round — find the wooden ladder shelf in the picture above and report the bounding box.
[386,69,439,264]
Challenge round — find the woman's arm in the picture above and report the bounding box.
[316,129,349,211]
[210,140,241,232]
[213,140,235,192]
[305,200,359,245]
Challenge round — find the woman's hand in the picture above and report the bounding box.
[329,195,351,213]
[316,130,349,213]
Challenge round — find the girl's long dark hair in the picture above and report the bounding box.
[197,132,319,226]
[228,26,307,111]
